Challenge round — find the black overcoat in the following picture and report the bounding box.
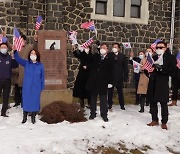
[86,53,113,95]
[73,50,92,98]
[109,52,129,87]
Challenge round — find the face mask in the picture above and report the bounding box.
[139,55,144,60]
[145,52,152,57]
[0,49,7,54]
[112,48,118,54]
[100,49,107,55]
[84,48,89,54]
[156,49,164,55]
[30,55,37,61]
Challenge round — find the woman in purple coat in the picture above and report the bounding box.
[14,47,44,124]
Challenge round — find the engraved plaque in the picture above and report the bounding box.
[38,30,67,90]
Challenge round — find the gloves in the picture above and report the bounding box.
[153,64,162,71]
[108,84,113,88]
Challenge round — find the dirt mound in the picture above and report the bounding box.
[40,101,87,124]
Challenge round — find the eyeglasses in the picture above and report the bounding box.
[156,46,165,49]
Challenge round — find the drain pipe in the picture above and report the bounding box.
[169,0,176,54]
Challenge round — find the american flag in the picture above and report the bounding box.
[13,28,24,52]
[142,53,154,73]
[176,52,180,69]
[81,21,96,31]
[35,16,43,30]
[81,36,94,48]
[150,39,162,51]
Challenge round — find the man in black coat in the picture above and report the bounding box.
[86,43,113,122]
[169,50,180,106]
[108,43,128,110]
[147,41,176,130]
[0,43,18,117]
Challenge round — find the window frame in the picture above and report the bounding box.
[130,0,141,18]
[95,0,108,15]
[90,0,149,24]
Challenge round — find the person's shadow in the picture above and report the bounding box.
[50,42,56,50]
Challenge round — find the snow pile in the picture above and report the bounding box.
[0,102,179,154]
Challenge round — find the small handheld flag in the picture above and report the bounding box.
[142,53,154,73]
[13,28,24,52]
[132,60,141,73]
[176,51,180,69]
[150,39,161,51]
[81,21,96,31]
[122,42,131,49]
[68,31,78,45]
[35,16,43,30]
[81,36,94,48]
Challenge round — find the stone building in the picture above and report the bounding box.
[0,0,179,89]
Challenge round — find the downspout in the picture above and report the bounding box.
[169,0,176,89]
[169,0,176,54]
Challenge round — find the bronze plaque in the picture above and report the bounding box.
[38,30,67,90]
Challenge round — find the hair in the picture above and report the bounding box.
[138,51,145,55]
[113,43,120,48]
[0,42,8,48]
[156,41,167,47]
[21,34,27,41]
[100,42,108,48]
[146,47,153,52]
[28,49,41,62]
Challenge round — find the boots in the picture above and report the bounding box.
[168,100,177,106]
[22,111,28,123]
[139,107,144,113]
[31,112,36,124]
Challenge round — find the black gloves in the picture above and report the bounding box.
[153,64,162,71]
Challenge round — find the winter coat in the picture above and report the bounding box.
[73,50,92,98]
[14,51,44,112]
[137,58,149,94]
[0,52,18,80]
[18,43,38,87]
[86,53,113,95]
[146,50,176,103]
[109,52,129,87]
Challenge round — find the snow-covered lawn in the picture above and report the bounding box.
[0,102,180,154]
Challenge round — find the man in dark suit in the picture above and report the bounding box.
[108,43,128,110]
[86,43,113,122]
[147,41,176,130]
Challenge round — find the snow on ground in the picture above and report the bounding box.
[0,102,180,154]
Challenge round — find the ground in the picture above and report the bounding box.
[0,101,179,154]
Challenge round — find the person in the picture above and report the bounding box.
[12,33,38,107]
[13,47,44,124]
[72,45,92,108]
[86,43,113,122]
[147,41,176,130]
[0,43,18,117]
[108,43,128,110]
[129,51,142,105]
[137,51,149,113]
[169,49,180,106]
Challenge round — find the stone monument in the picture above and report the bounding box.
[38,30,72,108]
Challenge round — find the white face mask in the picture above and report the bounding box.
[0,49,7,54]
[156,49,164,55]
[30,55,37,61]
[139,55,144,60]
[100,48,107,55]
[145,52,152,57]
[84,48,89,54]
[112,48,118,54]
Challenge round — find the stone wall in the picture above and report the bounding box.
[0,0,179,89]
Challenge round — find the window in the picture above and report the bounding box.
[113,0,125,17]
[131,0,141,18]
[95,0,107,15]
[91,0,149,24]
